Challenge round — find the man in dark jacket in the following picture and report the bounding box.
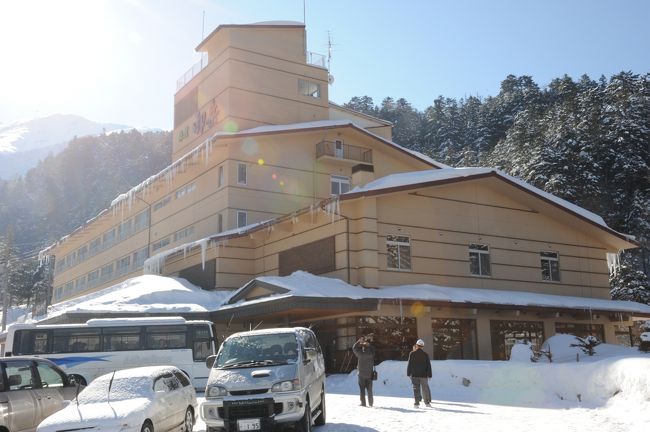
[407,338,432,407]
[352,336,375,407]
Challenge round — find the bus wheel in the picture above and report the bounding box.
[69,374,87,386]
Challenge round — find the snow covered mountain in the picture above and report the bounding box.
[0,114,129,179]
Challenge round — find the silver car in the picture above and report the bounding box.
[0,356,81,432]
[201,327,326,432]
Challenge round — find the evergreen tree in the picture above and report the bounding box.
[610,264,650,305]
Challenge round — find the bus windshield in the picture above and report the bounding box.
[216,333,298,368]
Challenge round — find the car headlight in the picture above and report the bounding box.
[207,385,228,397]
[272,379,301,392]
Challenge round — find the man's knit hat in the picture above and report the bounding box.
[416,339,425,346]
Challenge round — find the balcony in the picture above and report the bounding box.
[316,140,373,164]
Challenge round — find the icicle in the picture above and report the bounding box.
[399,299,403,325]
[200,239,209,270]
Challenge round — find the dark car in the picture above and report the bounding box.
[0,356,82,432]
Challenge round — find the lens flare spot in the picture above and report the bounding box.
[258,158,265,165]
[223,120,239,133]
[279,180,285,186]
[272,173,277,180]
[242,138,258,156]
[411,302,425,317]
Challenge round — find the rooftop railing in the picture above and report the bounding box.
[307,51,326,68]
[176,53,209,91]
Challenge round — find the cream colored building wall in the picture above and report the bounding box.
[374,181,613,298]
[173,25,329,160]
[328,106,393,141]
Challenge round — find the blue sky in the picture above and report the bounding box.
[0,0,648,129]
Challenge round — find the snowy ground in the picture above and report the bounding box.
[193,337,650,432]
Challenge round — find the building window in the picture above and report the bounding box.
[153,196,171,211]
[431,318,478,360]
[555,323,605,342]
[540,251,560,281]
[77,245,88,262]
[217,213,223,233]
[102,229,116,249]
[75,276,86,293]
[132,247,149,269]
[237,211,247,228]
[174,226,195,242]
[357,316,418,364]
[134,210,150,232]
[175,182,196,199]
[117,220,132,242]
[116,256,131,277]
[330,175,350,195]
[100,263,114,283]
[87,270,99,288]
[89,238,101,255]
[237,163,247,185]
[298,79,321,98]
[469,243,491,276]
[218,165,224,188]
[387,235,411,270]
[152,237,170,252]
[490,320,545,360]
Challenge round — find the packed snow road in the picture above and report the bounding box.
[193,393,645,432]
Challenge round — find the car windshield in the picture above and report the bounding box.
[215,333,299,368]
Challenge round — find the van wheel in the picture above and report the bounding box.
[141,420,154,432]
[314,388,326,426]
[295,400,311,432]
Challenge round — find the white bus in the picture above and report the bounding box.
[4,316,216,390]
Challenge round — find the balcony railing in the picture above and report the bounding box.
[306,51,326,68]
[316,140,373,164]
[176,53,209,91]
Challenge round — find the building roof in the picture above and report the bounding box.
[221,271,650,317]
[196,21,305,51]
[342,167,637,245]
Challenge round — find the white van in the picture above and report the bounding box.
[200,327,326,432]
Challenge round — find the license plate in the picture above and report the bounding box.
[237,418,261,431]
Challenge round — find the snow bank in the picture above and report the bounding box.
[328,356,650,409]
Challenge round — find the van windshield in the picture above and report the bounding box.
[215,333,299,368]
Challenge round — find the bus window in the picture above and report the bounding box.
[145,325,187,350]
[103,327,142,351]
[192,325,212,362]
[52,329,101,353]
[32,331,50,355]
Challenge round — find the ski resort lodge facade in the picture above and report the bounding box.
[39,22,650,366]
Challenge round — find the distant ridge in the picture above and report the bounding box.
[0,114,130,179]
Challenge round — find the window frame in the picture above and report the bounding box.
[237,162,247,185]
[386,234,412,271]
[540,251,560,281]
[237,211,247,229]
[330,175,351,195]
[469,243,491,277]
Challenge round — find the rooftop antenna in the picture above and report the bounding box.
[201,10,205,40]
[327,32,335,85]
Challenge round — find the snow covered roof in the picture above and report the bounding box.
[33,275,230,322]
[343,167,635,244]
[223,271,650,316]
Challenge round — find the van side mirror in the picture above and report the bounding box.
[206,355,217,369]
[302,347,315,364]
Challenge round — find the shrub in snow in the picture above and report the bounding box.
[640,321,650,353]
[509,341,536,362]
[570,335,601,356]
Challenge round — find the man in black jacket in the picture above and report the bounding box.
[406,338,432,407]
[353,335,375,407]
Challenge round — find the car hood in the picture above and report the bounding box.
[210,363,299,390]
[37,398,150,432]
